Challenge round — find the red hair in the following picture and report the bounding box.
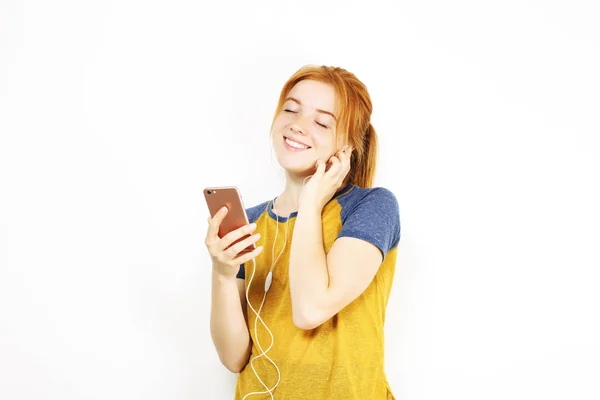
[270,65,378,188]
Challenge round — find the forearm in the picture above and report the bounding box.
[289,206,330,329]
[210,270,251,372]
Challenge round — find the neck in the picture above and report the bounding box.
[274,170,308,212]
[275,170,351,212]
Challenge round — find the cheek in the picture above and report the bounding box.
[271,120,286,139]
[315,137,336,152]
[313,144,336,160]
[273,113,294,128]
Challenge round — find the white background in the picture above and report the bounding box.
[1,1,599,399]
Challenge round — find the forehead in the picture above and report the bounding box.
[287,80,336,113]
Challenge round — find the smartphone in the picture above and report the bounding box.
[203,186,256,255]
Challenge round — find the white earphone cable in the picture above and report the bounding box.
[242,175,312,399]
[242,215,288,399]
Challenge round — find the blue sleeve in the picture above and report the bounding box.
[237,205,258,280]
[335,187,401,261]
[236,264,245,279]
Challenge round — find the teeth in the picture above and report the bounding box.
[285,137,309,149]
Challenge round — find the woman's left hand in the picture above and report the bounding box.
[298,145,353,212]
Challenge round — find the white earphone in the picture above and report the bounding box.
[242,175,312,399]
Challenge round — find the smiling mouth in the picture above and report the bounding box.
[283,136,312,150]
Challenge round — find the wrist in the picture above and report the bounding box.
[298,203,323,216]
[212,264,240,282]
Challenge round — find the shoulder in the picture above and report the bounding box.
[244,200,270,223]
[335,185,401,258]
[337,185,400,221]
[237,199,270,280]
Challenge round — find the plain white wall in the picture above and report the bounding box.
[1,0,599,399]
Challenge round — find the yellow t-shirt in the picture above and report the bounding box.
[234,183,401,400]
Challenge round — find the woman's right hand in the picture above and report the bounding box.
[204,207,263,278]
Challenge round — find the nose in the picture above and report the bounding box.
[287,108,313,133]
[289,124,305,136]
[289,114,311,136]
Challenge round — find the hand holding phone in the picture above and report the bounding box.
[203,186,263,277]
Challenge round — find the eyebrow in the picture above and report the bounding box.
[285,97,337,121]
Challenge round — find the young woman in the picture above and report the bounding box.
[205,65,401,399]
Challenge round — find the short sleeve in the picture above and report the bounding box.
[237,204,262,280]
[335,187,401,261]
[236,264,245,279]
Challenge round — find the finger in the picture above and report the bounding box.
[322,158,331,173]
[226,231,261,258]
[341,145,351,160]
[341,147,352,166]
[332,150,350,182]
[341,145,353,163]
[232,245,264,264]
[218,222,257,253]
[333,162,348,183]
[206,206,228,240]
[315,159,326,176]
[326,156,341,176]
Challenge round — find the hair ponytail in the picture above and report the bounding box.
[347,122,378,188]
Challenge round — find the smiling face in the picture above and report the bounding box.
[271,79,341,176]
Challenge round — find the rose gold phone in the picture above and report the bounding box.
[203,186,256,255]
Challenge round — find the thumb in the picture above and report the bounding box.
[315,159,326,175]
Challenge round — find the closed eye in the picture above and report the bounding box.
[283,108,327,128]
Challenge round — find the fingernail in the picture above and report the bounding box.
[221,206,227,213]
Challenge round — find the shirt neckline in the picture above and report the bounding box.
[266,183,355,223]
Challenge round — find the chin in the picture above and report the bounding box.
[275,155,314,174]
[278,158,314,173]
[274,144,311,163]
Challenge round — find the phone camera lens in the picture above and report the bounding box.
[207,190,212,194]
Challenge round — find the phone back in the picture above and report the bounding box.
[203,186,255,255]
